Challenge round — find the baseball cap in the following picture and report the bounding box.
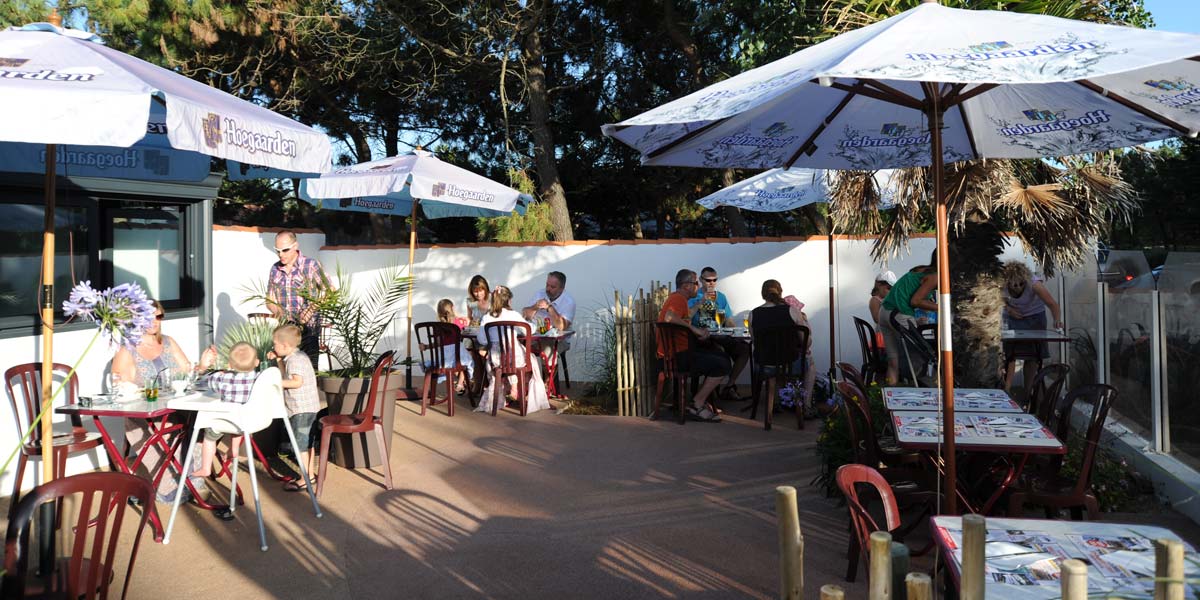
[876,271,898,285]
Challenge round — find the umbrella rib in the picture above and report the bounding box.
[645,117,731,160]
[955,106,981,161]
[784,88,858,168]
[823,80,922,110]
[1076,80,1192,135]
[944,83,998,108]
[858,79,924,109]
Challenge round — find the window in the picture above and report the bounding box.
[0,203,90,319]
[108,205,184,303]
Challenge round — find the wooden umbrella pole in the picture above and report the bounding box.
[40,144,57,483]
[926,83,958,514]
[828,231,836,380]
[405,197,417,389]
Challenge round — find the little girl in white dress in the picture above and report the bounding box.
[475,286,550,414]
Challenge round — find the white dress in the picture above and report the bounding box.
[475,309,551,414]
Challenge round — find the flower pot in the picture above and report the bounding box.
[320,372,406,469]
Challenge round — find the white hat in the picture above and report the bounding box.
[875,271,898,285]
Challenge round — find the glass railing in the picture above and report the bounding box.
[1159,252,1200,469]
[1102,250,1155,440]
[1063,259,1100,390]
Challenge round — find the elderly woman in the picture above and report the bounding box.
[1001,261,1063,391]
[111,299,199,503]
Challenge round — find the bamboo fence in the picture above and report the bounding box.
[613,282,666,417]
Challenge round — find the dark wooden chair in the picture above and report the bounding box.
[653,322,697,425]
[749,323,808,430]
[4,363,106,523]
[852,317,886,386]
[1026,363,1070,424]
[3,472,154,600]
[483,321,537,416]
[836,362,868,396]
[316,352,396,498]
[414,321,473,416]
[837,381,922,468]
[835,464,933,583]
[888,312,935,385]
[1007,384,1118,520]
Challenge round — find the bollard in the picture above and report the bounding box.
[819,584,845,600]
[890,542,910,600]
[1061,558,1088,600]
[775,486,804,600]
[905,573,932,600]
[869,531,892,600]
[1155,538,1184,600]
[960,514,986,600]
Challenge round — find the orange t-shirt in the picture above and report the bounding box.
[657,291,691,358]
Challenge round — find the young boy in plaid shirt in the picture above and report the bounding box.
[192,342,261,478]
[268,324,321,491]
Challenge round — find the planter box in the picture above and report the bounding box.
[320,371,407,469]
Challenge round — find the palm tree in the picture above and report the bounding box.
[820,0,1148,387]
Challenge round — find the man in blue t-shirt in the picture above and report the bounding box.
[687,266,749,401]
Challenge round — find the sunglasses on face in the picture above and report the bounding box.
[702,277,718,283]
[154,314,164,321]
[274,245,296,255]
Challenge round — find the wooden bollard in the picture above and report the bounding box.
[960,514,986,600]
[869,531,892,600]
[890,542,910,600]
[905,573,932,600]
[819,584,845,600]
[775,486,804,600]
[1155,538,1184,600]
[1061,558,1088,600]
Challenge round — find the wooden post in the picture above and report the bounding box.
[905,573,932,600]
[1061,558,1088,600]
[819,585,844,600]
[960,514,985,600]
[615,290,625,416]
[869,531,892,600]
[776,486,804,600]
[890,542,910,600]
[1155,538,1184,600]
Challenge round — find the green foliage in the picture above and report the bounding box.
[474,168,553,242]
[1059,432,1156,513]
[1113,140,1200,252]
[215,319,277,371]
[584,296,619,405]
[813,382,890,497]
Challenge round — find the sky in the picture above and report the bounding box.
[1143,0,1200,33]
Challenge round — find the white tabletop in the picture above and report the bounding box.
[883,387,1022,413]
[892,410,1063,451]
[1000,329,1070,342]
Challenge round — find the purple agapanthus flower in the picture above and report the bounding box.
[62,281,156,350]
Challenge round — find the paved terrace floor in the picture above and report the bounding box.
[11,393,1200,599]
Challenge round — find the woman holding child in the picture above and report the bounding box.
[474,286,550,414]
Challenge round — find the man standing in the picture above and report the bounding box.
[660,269,728,422]
[688,266,749,401]
[267,231,330,368]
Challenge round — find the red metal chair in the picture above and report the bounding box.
[414,321,473,416]
[3,472,154,600]
[749,323,808,430]
[482,321,537,417]
[652,322,696,425]
[1007,384,1117,520]
[316,352,396,498]
[4,363,106,523]
[836,464,933,583]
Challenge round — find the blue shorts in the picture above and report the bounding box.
[288,412,319,451]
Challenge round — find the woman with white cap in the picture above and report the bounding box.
[869,271,897,327]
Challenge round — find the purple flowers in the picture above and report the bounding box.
[62,281,156,350]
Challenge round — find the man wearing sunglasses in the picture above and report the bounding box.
[267,231,330,367]
[687,266,749,402]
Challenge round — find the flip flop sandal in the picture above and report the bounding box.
[282,480,308,492]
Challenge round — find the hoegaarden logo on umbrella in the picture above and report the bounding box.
[998,109,1112,136]
[717,122,799,149]
[905,39,1101,63]
[1142,79,1200,109]
[841,123,930,149]
[202,112,298,157]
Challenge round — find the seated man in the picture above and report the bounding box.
[688,266,750,401]
[521,271,576,383]
[659,269,730,422]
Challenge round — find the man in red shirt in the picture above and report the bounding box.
[658,269,730,422]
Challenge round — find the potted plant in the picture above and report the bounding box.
[246,264,412,469]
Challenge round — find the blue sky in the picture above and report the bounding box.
[1144,0,1200,33]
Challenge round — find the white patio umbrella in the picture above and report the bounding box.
[604,0,1200,513]
[299,150,529,386]
[697,168,899,377]
[0,19,333,485]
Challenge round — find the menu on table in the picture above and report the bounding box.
[883,388,1019,412]
[892,411,1059,448]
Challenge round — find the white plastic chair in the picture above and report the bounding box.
[163,367,322,551]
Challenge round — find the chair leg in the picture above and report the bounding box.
[845,531,860,583]
[244,433,268,551]
[676,376,686,425]
[1085,495,1099,520]
[764,377,775,431]
[8,454,26,523]
[1007,492,1025,518]
[373,424,394,491]
[519,373,529,417]
[317,427,333,499]
[419,372,431,416]
[651,373,665,421]
[491,369,503,416]
[446,370,456,417]
[795,378,805,431]
[164,424,203,544]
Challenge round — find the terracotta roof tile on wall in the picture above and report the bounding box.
[214,225,323,234]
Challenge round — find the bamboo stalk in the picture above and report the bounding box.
[891,542,910,600]
[819,584,844,600]
[776,486,804,600]
[869,531,892,600]
[616,290,626,416]
[625,294,634,416]
[905,573,932,600]
[1061,558,1088,600]
[960,514,985,600]
[1155,538,1184,600]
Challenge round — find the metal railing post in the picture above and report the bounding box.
[1097,282,1108,385]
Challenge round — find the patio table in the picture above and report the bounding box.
[891,410,1064,514]
[932,515,1199,598]
[57,392,229,541]
[462,327,576,399]
[883,387,1022,413]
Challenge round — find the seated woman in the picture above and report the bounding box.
[466,275,491,327]
[749,280,816,418]
[474,286,550,414]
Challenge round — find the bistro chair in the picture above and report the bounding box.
[889,313,936,386]
[3,472,154,600]
[835,464,934,583]
[852,317,886,386]
[482,321,537,417]
[4,363,106,523]
[1007,384,1117,520]
[652,322,696,425]
[414,321,473,416]
[749,323,807,430]
[1025,363,1070,424]
[836,362,869,397]
[837,381,922,468]
[317,352,396,497]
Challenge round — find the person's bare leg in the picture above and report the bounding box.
[694,375,727,410]
[192,438,216,478]
[886,357,899,385]
[1004,359,1017,392]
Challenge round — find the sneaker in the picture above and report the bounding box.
[688,406,722,423]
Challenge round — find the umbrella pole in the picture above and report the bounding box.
[38,144,58,574]
[828,231,836,381]
[405,198,417,389]
[926,85,958,515]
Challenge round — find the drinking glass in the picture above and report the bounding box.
[715,310,725,328]
[106,371,121,394]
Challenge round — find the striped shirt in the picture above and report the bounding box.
[282,351,320,416]
[208,370,260,404]
[267,252,328,327]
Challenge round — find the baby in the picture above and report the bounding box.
[193,342,260,479]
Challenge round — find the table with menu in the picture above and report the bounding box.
[883,387,1022,413]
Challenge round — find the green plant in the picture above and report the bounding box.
[215,319,277,371]
[585,294,618,404]
[812,382,890,497]
[1059,433,1155,513]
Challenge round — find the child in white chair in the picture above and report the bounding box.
[192,342,260,478]
[268,324,320,492]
